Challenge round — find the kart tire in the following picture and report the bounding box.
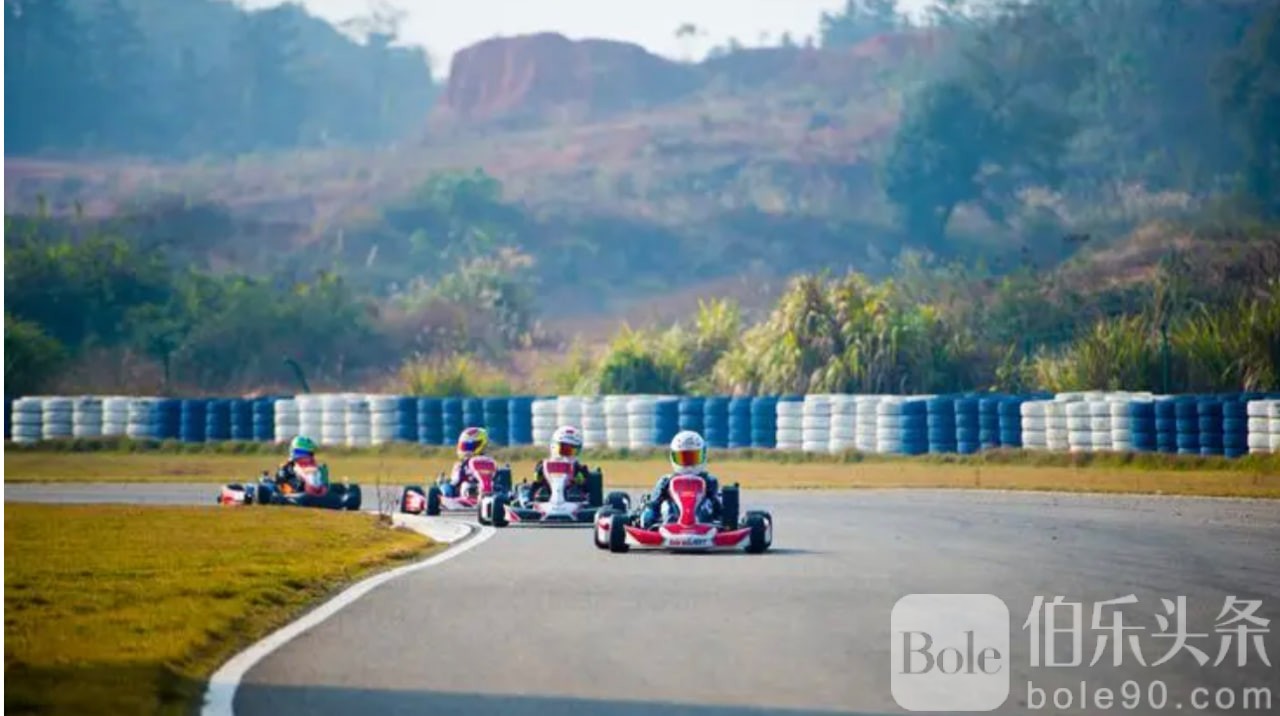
[426,486,442,516]
[401,486,425,514]
[477,497,490,526]
[344,484,362,511]
[491,494,509,528]
[586,470,604,507]
[593,508,614,550]
[605,491,630,512]
[257,484,274,506]
[745,511,771,554]
[608,512,630,553]
[720,484,740,530]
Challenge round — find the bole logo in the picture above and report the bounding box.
[891,594,1011,711]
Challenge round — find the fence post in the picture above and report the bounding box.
[1160,321,1171,394]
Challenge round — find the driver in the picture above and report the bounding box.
[275,435,318,493]
[639,430,721,528]
[445,426,489,496]
[527,425,590,499]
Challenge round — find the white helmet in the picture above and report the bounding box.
[669,430,707,474]
[550,425,584,459]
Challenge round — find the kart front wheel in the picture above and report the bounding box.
[605,491,630,512]
[745,511,771,554]
[491,494,509,528]
[426,486,442,516]
[344,484,362,511]
[608,513,630,553]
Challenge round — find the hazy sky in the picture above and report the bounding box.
[251,0,932,76]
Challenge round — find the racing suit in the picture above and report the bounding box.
[640,470,721,528]
[274,456,316,493]
[445,456,481,497]
[527,459,590,500]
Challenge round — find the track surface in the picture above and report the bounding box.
[7,485,1280,714]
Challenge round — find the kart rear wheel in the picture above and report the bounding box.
[745,511,771,554]
[476,498,490,526]
[491,494,509,528]
[721,484,740,530]
[586,470,604,507]
[608,513,630,553]
[344,484,362,511]
[605,491,630,512]
[426,486,442,516]
[401,486,424,514]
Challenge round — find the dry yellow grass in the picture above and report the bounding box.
[4,504,437,716]
[5,451,1279,498]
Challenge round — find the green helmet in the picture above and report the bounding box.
[290,435,317,457]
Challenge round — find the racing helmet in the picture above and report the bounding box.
[550,425,584,458]
[669,430,707,474]
[456,427,489,459]
[290,435,317,461]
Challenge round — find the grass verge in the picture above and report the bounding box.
[4,504,438,716]
[4,448,1279,498]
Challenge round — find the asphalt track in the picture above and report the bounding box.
[7,484,1280,715]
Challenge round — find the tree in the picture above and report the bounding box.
[4,314,68,395]
[882,0,1089,247]
[819,0,902,49]
[1217,2,1280,216]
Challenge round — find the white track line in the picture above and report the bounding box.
[200,519,495,716]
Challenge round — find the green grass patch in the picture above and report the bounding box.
[3,504,437,716]
[4,444,1280,497]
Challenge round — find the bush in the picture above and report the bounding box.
[400,354,513,396]
[5,314,68,394]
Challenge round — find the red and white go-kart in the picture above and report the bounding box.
[593,473,772,554]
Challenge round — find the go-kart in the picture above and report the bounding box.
[479,457,605,528]
[218,463,362,511]
[593,474,772,553]
[400,455,511,516]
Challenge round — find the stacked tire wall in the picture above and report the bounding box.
[9,391,1280,461]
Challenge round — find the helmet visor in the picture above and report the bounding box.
[556,442,580,457]
[672,448,703,468]
[291,448,314,460]
[459,440,481,454]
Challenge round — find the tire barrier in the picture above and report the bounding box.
[417,397,444,445]
[775,396,802,451]
[580,396,605,449]
[508,396,534,446]
[207,399,232,442]
[1155,398,1176,454]
[275,399,299,443]
[998,397,1023,448]
[877,396,928,455]
[826,395,855,454]
[727,397,752,448]
[1247,399,1279,454]
[441,398,463,445]
[656,398,680,446]
[9,390,1279,461]
[678,397,705,435]
[1223,397,1248,459]
[750,396,778,449]
[703,397,729,449]
[955,397,979,455]
[604,395,631,448]
[627,396,659,449]
[229,399,253,441]
[252,398,277,442]
[11,397,42,444]
[72,397,104,439]
[368,395,396,445]
[801,394,832,453]
[1197,398,1224,457]
[180,399,207,443]
[531,398,556,447]
[483,397,510,446]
